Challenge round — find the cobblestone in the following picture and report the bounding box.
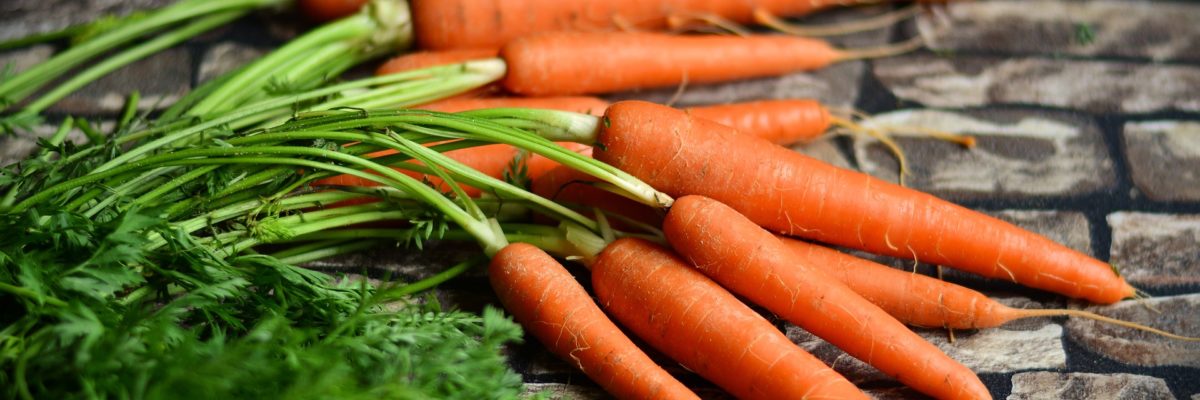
[915,1,1200,62]
[48,48,191,114]
[1065,293,1200,368]
[873,56,1200,114]
[1124,121,1200,201]
[197,42,267,84]
[1008,372,1175,400]
[0,0,172,42]
[1108,213,1200,288]
[854,109,1115,198]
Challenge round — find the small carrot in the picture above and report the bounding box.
[592,237,869,400]
[298,0,367,21]
[489,243,699,400]
[375,48,500,76]
[664,195,991,400]
[589,100,1135,304]
[776,235,1200,341]
[409,0,883,51]
[501,31,920,96]
[531,153,665,230]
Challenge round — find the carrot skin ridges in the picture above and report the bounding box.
[777,235,1017,329]
[664,196,991,400]
[592,238,868,400]
[686,99,832,146]
[409,0,851,51]
[531,162,665,229]
[501,32,840,96]
[489,243,699,400]
[594,101,1135,304]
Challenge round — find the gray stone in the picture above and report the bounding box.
[1,120,104,166]
[853,109,1115,198]
[1124,121,1200,201]
[520,383,607,400]
[786,322,1066,383]
[866,387,931,400]
[0,0,172,42]
[197,42,267,84]
[794,135,851,170]
[913,1,1200,62]
[303,239,485,280]
[0,45,53,76]
[1108,213,1200,288]
[992,210,1092,255]
[873,56,1200,114]
[1008,372,1175,400]
[1065,293,1200,368]
[48,47,192,114]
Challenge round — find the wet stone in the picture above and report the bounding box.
[197,42,267,84]
[854,109,1115,199]
[786,322,1066,383]
[912,1,1200,62]
[1008,372,1176,400]
[0,0,172,42]
[48,48,192,114]
[873,56,1200,114]
[1124,121,1200,201]
[1108,213,1200,288]
[1065,293,1200,368]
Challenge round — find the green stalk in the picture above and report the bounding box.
[186,0,413,116]
[0,116,74,209]
[385,256,485,298]
[0,0,279,105]
[14,11,242,117]
[271,239,379,265]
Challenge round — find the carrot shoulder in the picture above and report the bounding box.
[664,195,990,400]
[593,100,1135,304]
[490,243,698,399]
[592,238,868,400]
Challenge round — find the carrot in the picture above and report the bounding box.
[489,243,698,399]
[664,195,991,400]
[591,100,1135,304]
[531,155,665,230]
[418,96,610,116]
[298,0,367,21]
[409,0,881,51]
[686,99,831,145]
[375,48,500,76]
[776,235,1200,341]
[314,144,518,197]
[591,237,868,400]
[501,31,920,96]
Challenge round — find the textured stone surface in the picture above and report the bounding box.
[786,322,1066,383]
[1108,213,1200,288]
[914,1,1200,62]
[1066,293,1200,368]
[873,56,1200,114]
[305,240,485,280]
[0,45,54,76]
[197,42,267,84]
[794,135,851,170]
[0,121,105,166]
[520,383,607,400]
[1124,121,1200,201]
[1008,372,1176,400]
[854,109,1115,198]
[0,0,172,41]
[48,48,192,114]
[604,61,865,110]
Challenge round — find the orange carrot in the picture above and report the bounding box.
[417,96,610,116]
[314,144,518,197]
[375,48,499,76]
[298,0,367,21]
[592,100,1135,304]
[776,235,1200,341]
[410,0,877,51]
[501,31,918,96]
[664,195,990,400]
[489,243,698,399]
[686,99,831,145]
[591,237,868,400]
[531,156,665,229]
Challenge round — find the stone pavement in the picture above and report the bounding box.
[1,1,1197,398]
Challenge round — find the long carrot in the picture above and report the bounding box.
[409,0,881,51]
[592,237,869,400]
[489,243,699,399]
[664,195,991,400]
[589,100,1135,304]
[777,235,1200,341]
[375,48,499,76]
[501,31,920,96]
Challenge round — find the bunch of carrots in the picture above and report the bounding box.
[3,0,1196,399]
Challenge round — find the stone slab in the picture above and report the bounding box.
[1065,293,1200,368]
[1008,372,1176,400]
[1123,121,1200,201]
[1108,213,1200,288]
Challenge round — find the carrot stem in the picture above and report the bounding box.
[754,5,920,37]
[1016,308,1200,341]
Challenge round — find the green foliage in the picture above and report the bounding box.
[0,207,524,399]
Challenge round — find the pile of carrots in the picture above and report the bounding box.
[293,1,1193,399]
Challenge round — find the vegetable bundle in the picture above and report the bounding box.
[2,0,1193,399]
